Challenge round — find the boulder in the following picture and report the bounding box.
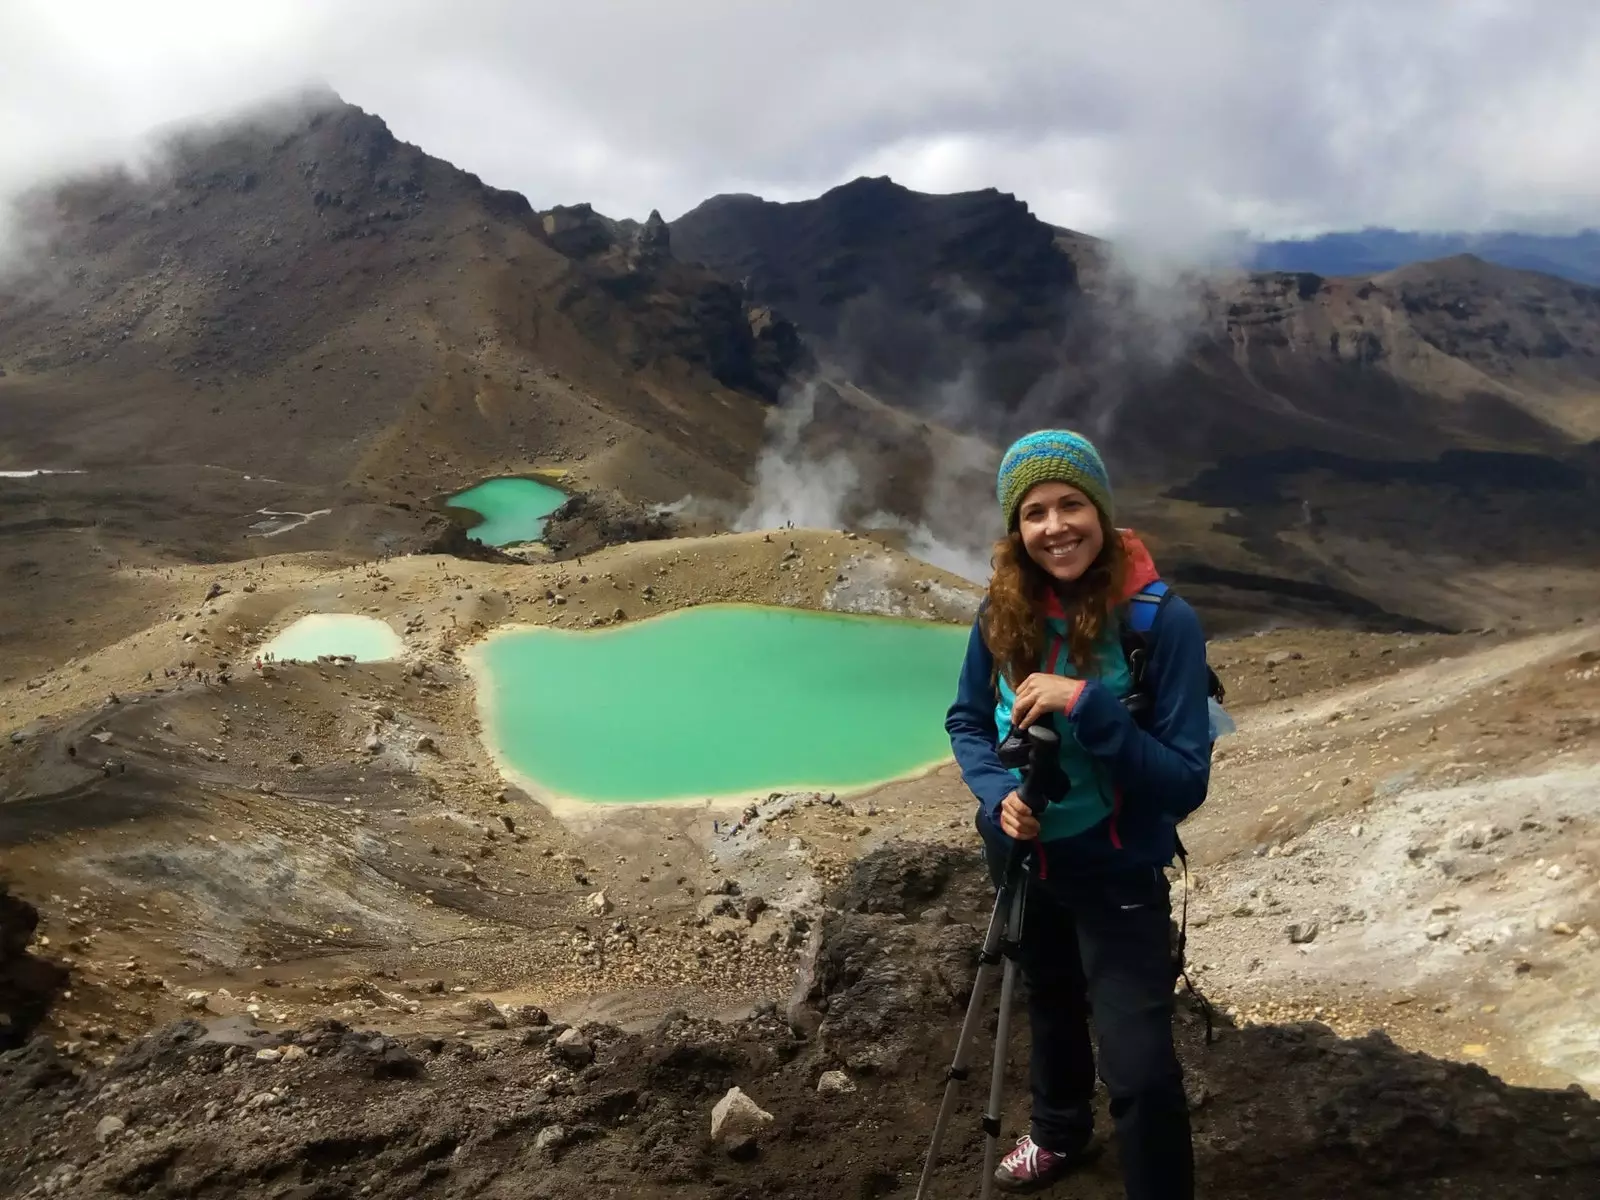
[0,884,69,1050]
[534,1124,566,1155]
[710,1086,774,1144]
[554,1026,594,1066]
[445,997,500,1025]
[1287,920,1319,945]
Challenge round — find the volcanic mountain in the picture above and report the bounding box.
[4,95,1599,649]
[0,91,800,520]
[0,93,811,678]
[673,179,1600,631]
[673,177,1600,458]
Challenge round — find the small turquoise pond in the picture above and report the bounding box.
[470,604,969,803]
[447,477,568,547]
[262,615,405,662]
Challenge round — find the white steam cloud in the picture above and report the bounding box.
[734,379,860,531]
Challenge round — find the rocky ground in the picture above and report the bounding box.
[1,488,1597,1199]
[0,530,979,1048]
[1,842,1597,1200]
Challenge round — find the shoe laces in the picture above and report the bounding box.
[1000,1135,1041,1172]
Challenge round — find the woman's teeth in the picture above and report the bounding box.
[1046,541,1081,558]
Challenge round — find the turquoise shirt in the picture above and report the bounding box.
[993,622,1131,840]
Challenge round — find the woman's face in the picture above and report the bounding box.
[1016,481,1105,584]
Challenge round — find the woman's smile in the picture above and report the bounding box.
[1017,482,1104,583]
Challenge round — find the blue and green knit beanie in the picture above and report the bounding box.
[996,429,1114,528]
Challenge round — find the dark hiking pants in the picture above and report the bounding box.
[979,816,1194,1200]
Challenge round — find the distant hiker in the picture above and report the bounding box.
[947,430,1210,1198]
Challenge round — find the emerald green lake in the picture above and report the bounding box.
[470,605,969,803]
[447,477,568,547]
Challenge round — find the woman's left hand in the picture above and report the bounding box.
[1011,673,1085,729]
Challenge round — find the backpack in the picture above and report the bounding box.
[1120,578,1225,1043]
[1118,580,1233,738]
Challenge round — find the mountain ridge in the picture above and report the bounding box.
[4,102,1599,639]
[1250,226,1600,287]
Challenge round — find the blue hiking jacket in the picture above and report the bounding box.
[945,551,1213,872]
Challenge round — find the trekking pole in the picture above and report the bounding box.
[914,724,1059,1200]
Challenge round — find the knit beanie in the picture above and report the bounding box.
[996,429,1114,528]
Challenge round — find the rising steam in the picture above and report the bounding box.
[734,378,861,531]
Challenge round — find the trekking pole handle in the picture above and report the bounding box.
[1002,725,1060,880]
[1014,725,1059,814]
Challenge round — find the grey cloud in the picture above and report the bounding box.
[2,0,1598,249]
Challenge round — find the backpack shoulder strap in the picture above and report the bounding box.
[1123,579,1227,705]
[1120,580,1170,701]
[1124,579,1171,635]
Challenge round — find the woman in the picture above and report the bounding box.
[946,429,1211,1199]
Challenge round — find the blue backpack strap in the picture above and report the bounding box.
[1124,580,1170,634]
[1124,580,1227,706]
[1119,580,1169,720]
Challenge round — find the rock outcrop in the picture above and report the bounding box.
[0,883,68,1051]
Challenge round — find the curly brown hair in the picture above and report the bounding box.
[981,509,1129,689]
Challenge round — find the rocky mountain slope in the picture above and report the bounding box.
[674,178,1600,631]
[0,91,797,539]
[675,177,1600,459]
[0,92,815,684]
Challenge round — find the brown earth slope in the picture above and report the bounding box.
[0,91,797,497]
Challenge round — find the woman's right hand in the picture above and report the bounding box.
[999,791,1040,840]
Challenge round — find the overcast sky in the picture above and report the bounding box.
[4,0,1598,247]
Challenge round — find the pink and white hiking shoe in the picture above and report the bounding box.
[993,1134,1086,1191]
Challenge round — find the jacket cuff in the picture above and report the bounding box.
[977,781,1012,824]
[1067,680,1130,743]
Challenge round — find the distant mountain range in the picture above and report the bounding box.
[1250,229,1600,287]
